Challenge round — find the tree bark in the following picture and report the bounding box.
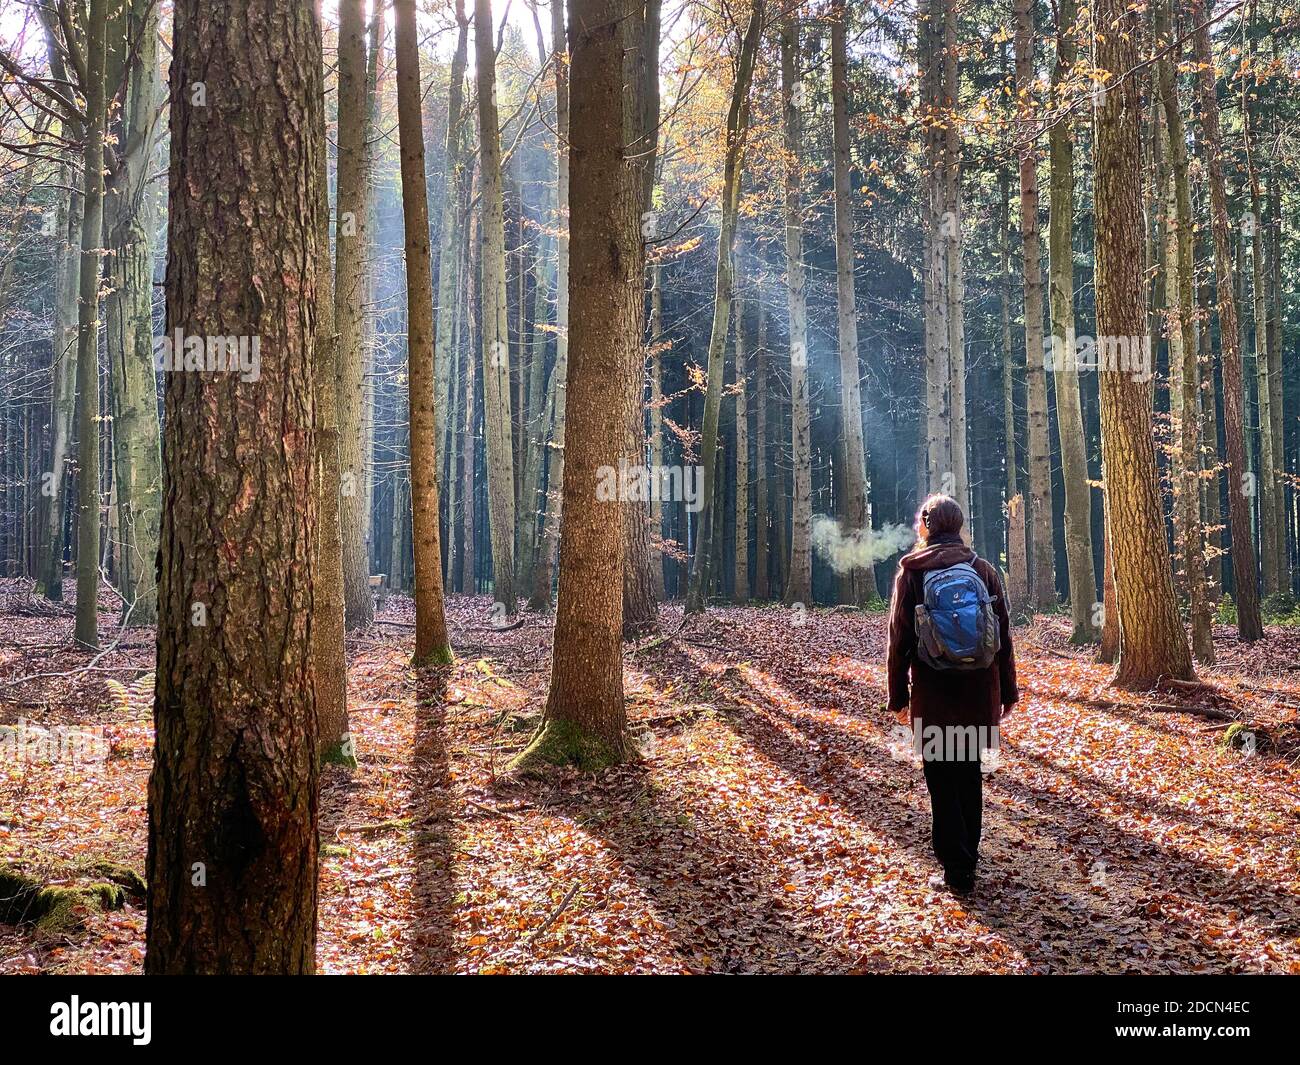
[684,0,764,614]
[1013,0,1055,611]
[780,9,811,607]
[1093,0,1194,689]
[516,0,639,770]
[395,0,453,664]
[1047,0,1097,642]
[474,0,518,616]
[146,0,323,973]
[73,0,109,649]
[1190,0,1262,640]
[336,0,375,630]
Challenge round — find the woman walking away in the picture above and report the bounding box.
[886,494,1018,896]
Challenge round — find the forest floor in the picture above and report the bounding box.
[2,579,1300,974]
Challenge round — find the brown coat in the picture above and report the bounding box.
[885,535,1019,729]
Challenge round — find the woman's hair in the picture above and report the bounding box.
[914,493,964,545]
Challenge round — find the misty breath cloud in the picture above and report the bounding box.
[810,515,916,573]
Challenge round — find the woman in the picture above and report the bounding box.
[885,494,1018,896]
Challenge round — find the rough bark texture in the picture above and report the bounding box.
[1013,0,1055,611]
[516,0,638,771]
[1190,0,1262,640]
[1093,0,1194,689]
[336,0,374,631]
[395,0,453,665]
[146,0,323,973]
[780,11,811,608]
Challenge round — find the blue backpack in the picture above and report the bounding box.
[914,560,1000,671]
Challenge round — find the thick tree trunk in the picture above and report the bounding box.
[474,0,517,615]
[621,0,662,635]
[146,0,323,973]
[1190,0,1262,640]
[780,11,811,607]
[516,0,639,771]
[1013,0,1055,611]
[1093,0,1194,689]
[395,0,453,665]
[648,262,667,600]
[1047,0,1097,642]
[684,0,764,615]
[337,0,375,631]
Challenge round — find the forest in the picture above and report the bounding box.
[0,0,1298,992]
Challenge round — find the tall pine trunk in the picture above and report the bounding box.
[147,0,323,973]
[1047,0,1097,641]
[1092,0,1194,689]
[780,9,811,607]
[516,0,639,771]
[337,0,375,630]
[474,0,517,616]
[395,0,454,665]
[1190,0,1262,640]
[1013,0,1055,611]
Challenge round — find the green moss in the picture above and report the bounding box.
[0,866,125,934]
[320,738,359,769]
[510,717,627,774]
[81,859,146,898]
[411,643,455,668]
[320,844,350,859]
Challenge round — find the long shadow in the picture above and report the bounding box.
[640,643,1292,972]
[406,670,456,974]
[537,764,864,974]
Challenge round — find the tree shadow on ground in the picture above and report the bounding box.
[638,641,1294,973]
[535,763,864,973]
[406,669,455,974]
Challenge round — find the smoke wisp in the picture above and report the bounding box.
[810,515,916,574]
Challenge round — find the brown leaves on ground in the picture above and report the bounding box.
[3,583,1299,974]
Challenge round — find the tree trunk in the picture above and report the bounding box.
[146,0,323,973]
[474,0,517,616]
[1013,0,1055,611]
[103,0,163,627]
[336,0,375,630]
[648,262,667,599]
[780,10,811,607]
[527,0,570,612]
[395,0,454,664]
[830,0,878,603]
[733,305,749,602]
[1190,0,1262,640]
[1155,0,1213,663]
[754,298,770,600]
[1093,0,1194,689]
[515,0,639,771]
[684,0,764,614]
[73,0,110,649]
[1047,0,1097,642]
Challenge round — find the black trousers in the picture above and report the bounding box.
[922,756,983,879]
